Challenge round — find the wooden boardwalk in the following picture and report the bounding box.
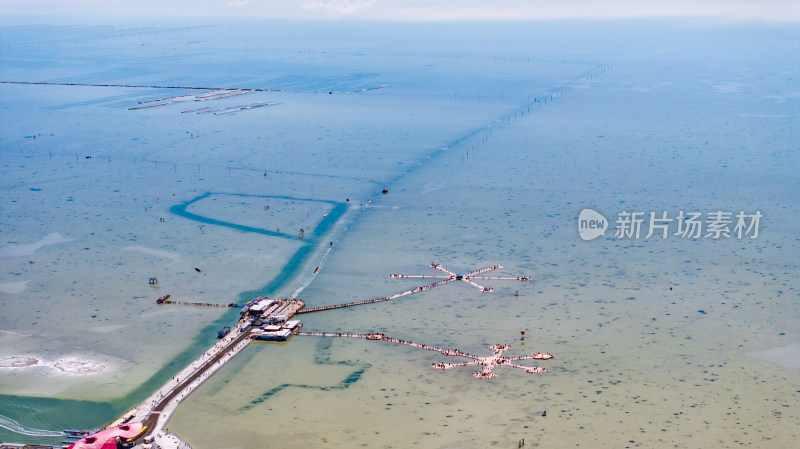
[298,332,552,379]
[133,322,255,441]
[99,263,536,443]
[296,278,451,314]
[128,299,305,441]
[298,263,529,314]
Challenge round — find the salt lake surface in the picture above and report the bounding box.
[0,20,798,448]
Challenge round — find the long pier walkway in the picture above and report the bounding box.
[156,294,240,308]
[296,278,452,314]
[297,331,552,379]
[106,320,255,443]
[103,298,306,443]
[392,263,531,293]
[297,264,529,314]
[0,80,388,95]
[89,264,533,447]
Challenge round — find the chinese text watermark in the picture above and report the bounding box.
[578,208,762,241]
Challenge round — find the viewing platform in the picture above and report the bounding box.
[87,263,538,448]
[104,297,306,447]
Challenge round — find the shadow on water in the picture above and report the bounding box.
[242,338,369,412]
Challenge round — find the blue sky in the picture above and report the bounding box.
[1,0,798,23]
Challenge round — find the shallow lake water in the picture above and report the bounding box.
[0,20,797,448]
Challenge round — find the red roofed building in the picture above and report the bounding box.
[67,422,145,449]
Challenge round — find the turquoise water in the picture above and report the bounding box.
[1,20,798,447]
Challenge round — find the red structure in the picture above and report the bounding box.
[298,333,552,379]
[67,422,145,449]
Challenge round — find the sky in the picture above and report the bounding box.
[0,0,798,23]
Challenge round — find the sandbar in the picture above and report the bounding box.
[749,341,800,371]
[122,245,181,261]
[0,355,39,368]
[0,280,29,293]
[52,358,107,375]
[0,232,73,258]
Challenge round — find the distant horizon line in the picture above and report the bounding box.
[2,14,799,27]
[1,0,798,24]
